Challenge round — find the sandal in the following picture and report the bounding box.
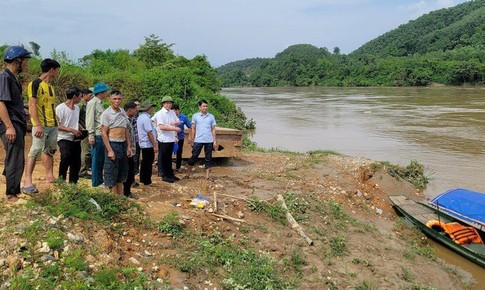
[22,186,39,195]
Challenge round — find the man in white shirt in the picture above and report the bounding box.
[55,87,83,183]
[153,96,181,183]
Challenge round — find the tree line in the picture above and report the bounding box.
[217,0,485,87]
[2,35,249,130]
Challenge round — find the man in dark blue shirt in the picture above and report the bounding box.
[172,103,191,172]
[0,46,31,203]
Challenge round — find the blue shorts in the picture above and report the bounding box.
[103,141,128,188]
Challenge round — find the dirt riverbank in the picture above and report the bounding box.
[0,138,477,289]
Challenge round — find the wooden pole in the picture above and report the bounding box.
[277,194,313,246]
[211,213,246,223]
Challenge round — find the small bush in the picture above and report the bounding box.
[157,211,184,236]
[330,235,347,257]
[373,160,432,189]
[46,230,65,250]
[248,198,287,225]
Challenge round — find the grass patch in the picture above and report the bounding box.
[307,150,340,156]
[46,229,65,250]
[394,218,437,261]
[330,235,347,257]
[31,183,145,225]
[284,250,307,277]
[157,211,184,236]
[248,197,287,225]
[372,160,432,189]
[174,232,293,289]
[283,192,311,222]
[354,280,378,290]
[329,200,348,220]
[401,266,416,282]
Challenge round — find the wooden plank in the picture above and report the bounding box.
[181,127,243,158]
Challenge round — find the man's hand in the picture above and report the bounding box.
[154,146,159,154]
[127,147,133,158]
[5,126,16,143]
[34,125,44,138]
[72,129,82,137]
[214,141,219,151]
[174,127,181,133]
[108,150,115,161]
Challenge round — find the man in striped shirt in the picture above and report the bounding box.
[23,59,60,193]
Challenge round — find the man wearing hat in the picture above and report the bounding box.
[136,100,158,185]
[153,96,181,183]
[0,45,31,203]
[86,82,110,187]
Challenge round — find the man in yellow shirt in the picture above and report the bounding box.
[23,59,60,193]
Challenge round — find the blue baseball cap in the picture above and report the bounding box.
[93,82,110,95]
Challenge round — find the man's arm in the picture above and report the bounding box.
[29,96,44,138]
[56,108,81,136]
[101,125,114,160]
[212,125,218,149]
[189,124,196,146]
[147,130,158,153]
[126,127,133,157]
[85,101,95,144]
[0,101,16,143]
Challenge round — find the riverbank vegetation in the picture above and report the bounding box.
[217,0,485,87]
[1,35,249,130]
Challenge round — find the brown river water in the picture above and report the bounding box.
[223,86,485,285]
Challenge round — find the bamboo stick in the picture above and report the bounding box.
[277,194,313,246]
[211,213,246,223]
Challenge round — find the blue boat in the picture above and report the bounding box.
[389,195,485,268]
[428,188,485,232]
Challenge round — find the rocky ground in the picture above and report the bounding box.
[0,143,477,289]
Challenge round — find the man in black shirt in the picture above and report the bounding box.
[0,45,31,203]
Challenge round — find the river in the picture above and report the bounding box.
[223,87,485,196]
[223,87,485,287]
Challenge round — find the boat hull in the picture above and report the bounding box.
[389,195,485,268]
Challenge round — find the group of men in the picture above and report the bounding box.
[0,45,219,204]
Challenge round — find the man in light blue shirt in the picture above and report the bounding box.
[185,99,217,181]
[172,103,191,172]
[137,100,158,185]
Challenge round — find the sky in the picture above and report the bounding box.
[1,0,469,67]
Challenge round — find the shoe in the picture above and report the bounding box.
[162,177,175,183]
[22,186,39,195]
[132,182,140,188]
[125,193,139,200]
[171,176,180,181]
[5,195,19,204]
[79,173,92,179]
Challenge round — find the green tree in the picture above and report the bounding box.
[29,41,41,56]
[133,34,175,68]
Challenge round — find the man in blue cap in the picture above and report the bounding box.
[0,46,31,203]
[86,82,110,187]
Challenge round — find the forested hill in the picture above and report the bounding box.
[217,0,485,87]
[352,0,485,57]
